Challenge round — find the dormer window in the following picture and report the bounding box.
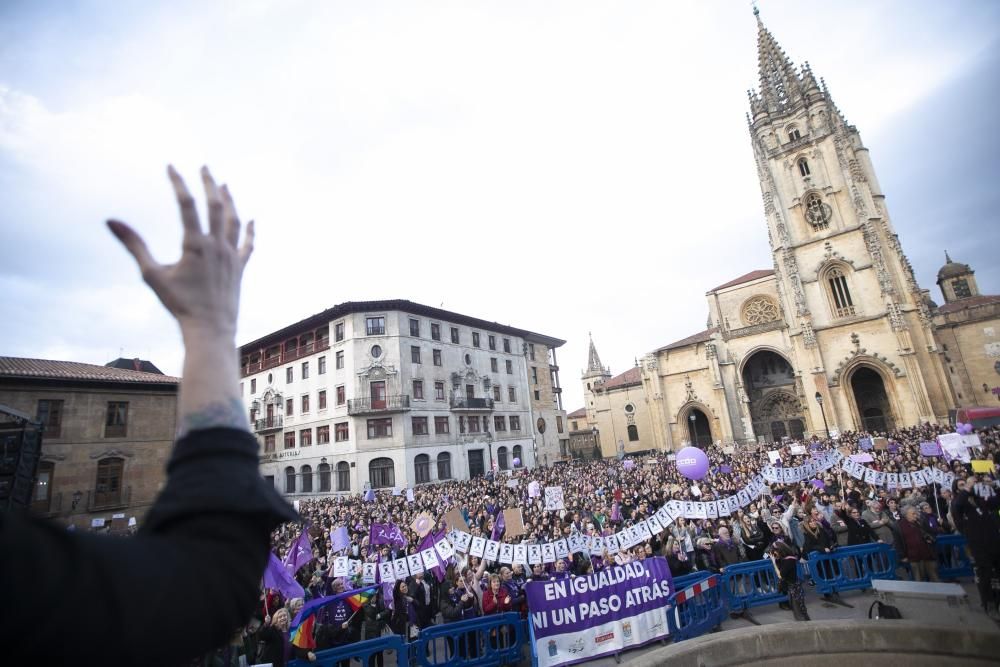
[788,126,801,142]
[798,158,810,177]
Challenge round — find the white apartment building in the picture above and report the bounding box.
[239,300,566,496]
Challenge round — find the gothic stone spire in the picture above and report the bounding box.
[584,333,610,379]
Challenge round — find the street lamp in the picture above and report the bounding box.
[689,413,698,446]
[485,431,495,473]
[815,391,830,440]
[591,426,600,459]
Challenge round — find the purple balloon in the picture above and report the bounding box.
[513,457,521,467]
[675,446,710,480]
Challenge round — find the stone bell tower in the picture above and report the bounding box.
[745,8,953,429]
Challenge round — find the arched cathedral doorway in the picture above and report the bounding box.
[686,408,712,448]
[850,366,895,434]
[742,350,806,443]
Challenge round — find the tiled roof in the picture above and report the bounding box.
[567,407,587,418]
[657,327,718,352]
[602,366,642,390]
[0,357,180,385]
[105,357,165,374]
[710,269,774,292]
[240,299,566,352]
[936,294,1000,315]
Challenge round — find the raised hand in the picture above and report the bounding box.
[107,165,253,341]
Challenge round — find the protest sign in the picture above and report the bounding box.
[545,487,565,511]
[972,460,995,473]
[504,508,527,537]
[919,441,942,457]
[411,512,435,538]
[443,508,470,534]
[526,558,673,667]
[873,437,889,451]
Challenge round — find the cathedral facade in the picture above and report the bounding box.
[575,13,998,457]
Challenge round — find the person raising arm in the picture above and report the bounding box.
[0,166,298,665]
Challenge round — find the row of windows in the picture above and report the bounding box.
[32,457,126,513]
[266,414,525,450]
[401,317,517,353]
[35,399,130,439]
[281,444,527,494]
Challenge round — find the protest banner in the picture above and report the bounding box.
[526,557,673,667]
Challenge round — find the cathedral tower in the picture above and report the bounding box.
[746,9,953,430]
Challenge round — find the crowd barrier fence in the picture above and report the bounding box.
[672,570,713,593]
[413,612,525,667]
[935,533,974,580]
[807,543,896,595]
[719,558,799,615]
[289,634,406,667]
[667,574,727,642]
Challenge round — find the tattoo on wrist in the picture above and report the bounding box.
[178,398,249,437]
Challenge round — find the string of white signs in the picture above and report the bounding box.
[358,448,959,585]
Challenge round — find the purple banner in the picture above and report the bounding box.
[526,557,673,667]
[369,522,406,549]
[920,441,942,457]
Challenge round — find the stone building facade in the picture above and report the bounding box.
[569,14,997,452]
[239,300,566,496]
[931,255,1000,407]
[0,357,178,529]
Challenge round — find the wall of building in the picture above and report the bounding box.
[245,305,556,496]
[0,382,176,529]
[934,302,1000,407]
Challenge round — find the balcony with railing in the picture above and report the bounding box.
[241,339,331,377]
[254,415,284,432]
[449,397,495,412]
[347,394,411,416]
[87,485,132,512]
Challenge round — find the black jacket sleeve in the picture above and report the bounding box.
[0,427,298,666]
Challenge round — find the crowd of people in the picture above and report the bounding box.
[216,422,1000,665]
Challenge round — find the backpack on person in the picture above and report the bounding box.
[868,600,902,620]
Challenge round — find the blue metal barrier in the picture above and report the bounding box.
[936,533,974,580]
[289,634,406,667]
[672,571,713,593]
[807,543,896,595]
[719,558,795,613]
[412,612,525,667]
[667,575,727,642]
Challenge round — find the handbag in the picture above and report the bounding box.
[868,600,902,620]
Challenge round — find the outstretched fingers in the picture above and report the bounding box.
[167,165,203,237]
[201,166,225,238]
[239,219,255,266]
[107,220,159,277]
[220,184,241,248]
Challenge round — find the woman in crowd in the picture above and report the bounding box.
[898,506,940,582]
[771,540,809,621]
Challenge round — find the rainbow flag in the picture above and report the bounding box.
[289,585,379,649]
[346,588,375,612]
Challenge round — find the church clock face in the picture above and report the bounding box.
[804,193,831,227]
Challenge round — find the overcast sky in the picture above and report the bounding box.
[1,0,998,415]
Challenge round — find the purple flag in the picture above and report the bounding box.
[331,526,351,553]
[418,530,447,582]
[920,441,942,457]
[283,530,314,574]
[264,552,305,600]
[810,479,825,490]
[491,512,505,541]
[364,488,376,502]
[719,465,732,474]
[369,522,406,549]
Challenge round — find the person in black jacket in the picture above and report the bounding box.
[952,488,1000,619]
[0,166,297,666]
